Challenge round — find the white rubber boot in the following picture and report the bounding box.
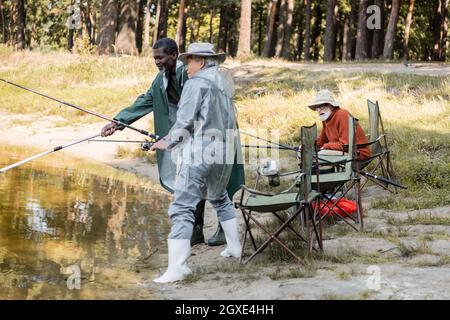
[220,218,242,258]
[153,239,192,283]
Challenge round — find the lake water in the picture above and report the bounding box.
[0,145,172,299]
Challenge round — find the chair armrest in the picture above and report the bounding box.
[342,135,384,150]
[240,172,306,197]
[241,185,277,197]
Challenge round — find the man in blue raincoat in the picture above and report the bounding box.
[151,42,243,283]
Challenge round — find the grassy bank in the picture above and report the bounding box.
[1,46,449,210]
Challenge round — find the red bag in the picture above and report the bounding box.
[314,198,358,218]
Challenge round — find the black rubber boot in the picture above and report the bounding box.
[191,200,206,246]
[207,223,226,246]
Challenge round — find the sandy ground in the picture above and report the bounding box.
[1,61,450,300]
[2,117,450,300]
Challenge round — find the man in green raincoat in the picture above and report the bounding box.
[100,38,245,247]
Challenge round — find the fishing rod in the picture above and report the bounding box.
[49,138,155,151]
[0,79,158,141]
[0,133,102,174]
[355,170,406,189]
[50,139,148,143]
[240,132,407,190]
[49,140,294,150]
[242,144,296,150]
[240,131,298,151]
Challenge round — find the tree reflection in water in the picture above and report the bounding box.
[0,148,171,299]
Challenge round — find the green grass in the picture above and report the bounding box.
[1,47,449,210]
[0,46,154,124]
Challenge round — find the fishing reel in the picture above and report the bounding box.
[141,141,154,151]
[260,160,280,187]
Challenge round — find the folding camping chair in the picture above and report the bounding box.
[311,115,364,232]
[235,124,323,264]
[355,100,398,193]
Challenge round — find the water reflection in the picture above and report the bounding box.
[0,146,172,299]
[26,200,58,236]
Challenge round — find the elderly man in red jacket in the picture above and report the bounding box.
[308,89,371,160]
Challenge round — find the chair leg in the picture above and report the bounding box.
[242,209,257,250]
[239,209,258,264]
[241,210,304,265]
[240,210,249,264]
[272,211,308,244]
[306,202,323,256]
[310,202,323,253]
[305,205,313,257]
[380,155,398,194]
[359,154,397,194]
[356,178,364,231]
[320,183,362,232]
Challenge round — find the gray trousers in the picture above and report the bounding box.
[168,189,236,239]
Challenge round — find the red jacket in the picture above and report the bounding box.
[316,108,371,160]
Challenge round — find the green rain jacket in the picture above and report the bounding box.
[113,61,245,198]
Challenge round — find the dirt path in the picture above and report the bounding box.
[229,60,450,77]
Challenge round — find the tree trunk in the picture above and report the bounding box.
[218,5,228,52]
[312,2,322,61]
[228,4,239,56]
[324,0,338,61]
[336,12,344,61]
[0,0,6,44]
[77,3,83,40]
[135,0,145,53]
[176,0,186,48]
[349,0,358,59]
[263,0,278,57]
[281,0,294,59]
[402,0,414,61]
[156,0,169,40]
[86,0,93,43]
[209,8,215,44]
[355,0,370,60]
[237,0,252,56]
[115,0,139,55]
[91,2,97,45]
[97,0,118,55]
[342,15,350,61]
[274,0,286,57]
[143,0,152,55]
[152,0,161,45]
[7,1,16,46]
[432,0,442,60]
[383,0,401,60]
[180,4,188,53]
[304,0,312,61]
[440,0,449,60]
[17,0,25,50]
[29,0,37,48]
[68,28,74,52]
[258,5,264,56]
[371,0,385,59]
[295,0,305,60]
